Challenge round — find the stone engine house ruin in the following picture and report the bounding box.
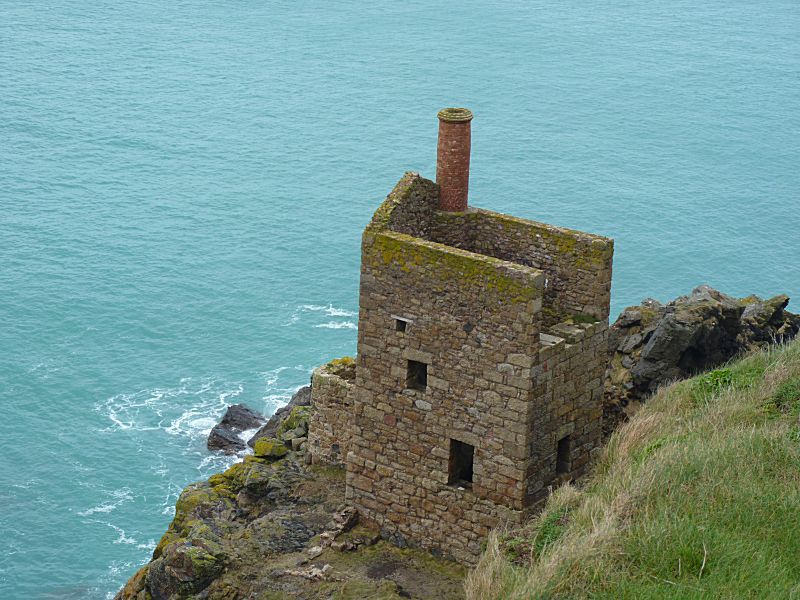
[307,108,614,564]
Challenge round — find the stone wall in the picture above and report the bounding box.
[307,358,355,466]
[527,320,607,503]
[347,224,543,563]
[430,210,613,326]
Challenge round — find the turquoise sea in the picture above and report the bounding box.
[1,1,799,597]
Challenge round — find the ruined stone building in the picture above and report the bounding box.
[307,108,614,564]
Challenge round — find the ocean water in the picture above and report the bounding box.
[1,1,798,597]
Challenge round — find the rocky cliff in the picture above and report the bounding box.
[604,285,799,433]
[115,402,465,600]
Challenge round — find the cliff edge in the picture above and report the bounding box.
[114,408,464,600]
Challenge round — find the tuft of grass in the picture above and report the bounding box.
[467,340,800,600]
[771,377,800,415]
[694,368,732,395]
[501,507,570,564]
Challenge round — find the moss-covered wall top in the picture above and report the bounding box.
[365,230,543,307]
[429,209,613,324]
[365,172,612,325]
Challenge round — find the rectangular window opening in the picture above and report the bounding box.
[556,435,571,475]
[406,360,427,391]
[395,319,407,333]
[448,439,474,487]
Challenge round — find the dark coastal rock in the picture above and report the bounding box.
[604,285,800,434]
[218,403,265,431]
[207,403,266,455]
[248,385,312,448]
[207,425,247,454]
[145,541,224,600]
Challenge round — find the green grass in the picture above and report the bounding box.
[467,340,800,599]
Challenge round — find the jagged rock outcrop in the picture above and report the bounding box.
[604,285,799,433]
[206,404,265,454]
[247,385,312,449]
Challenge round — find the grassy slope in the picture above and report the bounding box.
[467,340,800,599]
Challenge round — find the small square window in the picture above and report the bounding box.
[395,319,407,333]
[448,439,474,487]
[406,360,427,391]
[556,435,571,475]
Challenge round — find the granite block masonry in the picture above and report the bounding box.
[308,108,614,565]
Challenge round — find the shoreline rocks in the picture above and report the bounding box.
[206,404,265,454]
[247,385,312,449]
[205,386,314,456]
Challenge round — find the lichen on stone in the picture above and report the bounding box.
[324,356,356,380]
[254,437,289,459]
[276,405,311,436]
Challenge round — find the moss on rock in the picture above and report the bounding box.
[276,405,311,437]
[254,438,289,459]
[325,356,356,380]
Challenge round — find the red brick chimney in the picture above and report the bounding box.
[436,107,473,212]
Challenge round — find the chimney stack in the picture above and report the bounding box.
[436,107,473,212]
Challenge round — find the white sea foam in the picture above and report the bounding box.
[261,366,289,387]
[79,503,118,516]
[315,321,357,330]
[78,488,134,517]
[106,523,137,545]
[284,303,356,325]
[10,478,39,490]
[97,379,245,441]
[219,386,243,403]
[238,427,260,443]
[321,306,356,317]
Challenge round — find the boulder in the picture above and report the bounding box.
[254,438,289,460]
[207,425,247,454]
[145,542,223,600]
[218,403,265,431]
[207,404,265,455]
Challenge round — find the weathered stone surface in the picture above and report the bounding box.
[307,358,355,466]
[207,403,266,454]
[207,424,247,454]
[145,541,223,600]
[219,403,265,431]
[604,285,800,433]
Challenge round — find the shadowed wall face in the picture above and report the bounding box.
[436,108,473,212]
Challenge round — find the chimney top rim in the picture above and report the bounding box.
[437,107,473,123]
